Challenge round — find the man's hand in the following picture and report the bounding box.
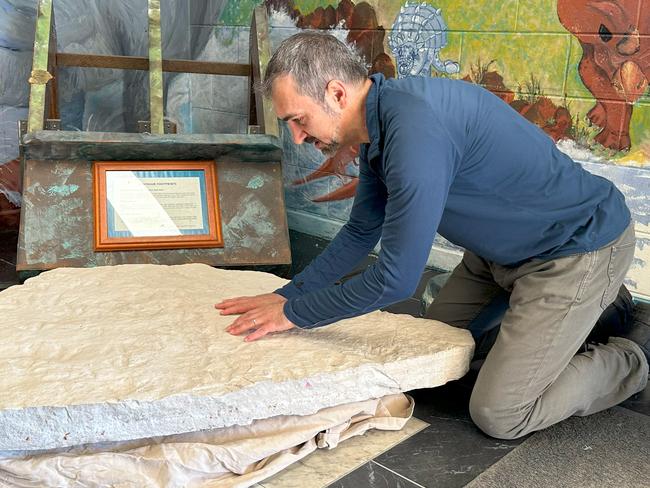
[215,293,296,342]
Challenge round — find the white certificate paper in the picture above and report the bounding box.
[106,172,205,237]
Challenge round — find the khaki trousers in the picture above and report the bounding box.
[426,223,648,439]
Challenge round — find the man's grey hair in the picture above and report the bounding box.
[260,31,368,102]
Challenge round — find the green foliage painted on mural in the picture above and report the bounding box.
[219,0,262,25]
[219,0,348,25]
[515,0,567,33]
[461,32,570,98]
[564,38,592,99]
[293,1,341,14]
[564,100,597,147]
[465,59,497,85]
[517,74,544,104]
[627,105,650,159]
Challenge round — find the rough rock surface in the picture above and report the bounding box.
[0,264,474,450]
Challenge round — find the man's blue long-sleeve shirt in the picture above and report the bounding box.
[276,74,630,329]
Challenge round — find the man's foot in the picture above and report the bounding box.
[586,285,635,344]
[619,300,650,363]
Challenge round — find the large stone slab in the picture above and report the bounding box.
[0,264,474,451]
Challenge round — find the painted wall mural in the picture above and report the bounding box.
[558,0,649,152]
[263,0,650,208]
[264,0,650,212]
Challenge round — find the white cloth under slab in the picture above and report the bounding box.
[0,394,413,487]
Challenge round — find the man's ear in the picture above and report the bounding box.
[325,79,347,109]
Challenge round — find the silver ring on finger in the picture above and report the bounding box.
[252,318,257,327]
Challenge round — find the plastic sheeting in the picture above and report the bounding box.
[0,0,226,231]
[0,394,414,488]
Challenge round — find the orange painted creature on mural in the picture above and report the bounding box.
[557,0,649,151]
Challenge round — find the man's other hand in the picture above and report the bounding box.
[215,293,296,342]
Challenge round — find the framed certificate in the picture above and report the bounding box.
[93,160,224,251]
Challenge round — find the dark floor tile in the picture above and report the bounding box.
[328,461,422,488]
[409,381,475,422]
[375,382,523,488]
[0,230,17,255]
[620,383,650,416]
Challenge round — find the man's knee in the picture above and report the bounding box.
[468,395,529,440]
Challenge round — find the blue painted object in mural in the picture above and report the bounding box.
[388,2,459,77]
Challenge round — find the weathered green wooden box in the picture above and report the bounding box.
[17,131,290,272]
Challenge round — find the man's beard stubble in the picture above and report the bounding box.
[309,138,340,157]
[305,122,341,157]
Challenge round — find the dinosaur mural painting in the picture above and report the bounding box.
[388,2,459,77]
[557,0,649,151]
